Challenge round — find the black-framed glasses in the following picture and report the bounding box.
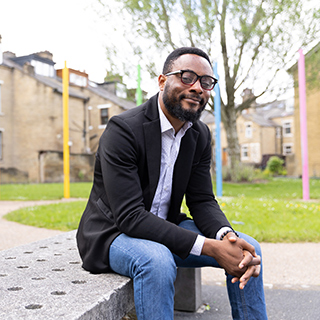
[165,69,218,91]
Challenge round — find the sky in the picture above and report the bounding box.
[0,0,119,84]
[1,0,315,103]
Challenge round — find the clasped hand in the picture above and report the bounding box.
[202,232,261,289]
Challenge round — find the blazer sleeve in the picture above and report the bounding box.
[100,115,198,259]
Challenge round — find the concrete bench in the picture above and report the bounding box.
[0,230,202,319]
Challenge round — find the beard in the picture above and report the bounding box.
[162,87,207,123]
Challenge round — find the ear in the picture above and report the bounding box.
[158,74,167,91]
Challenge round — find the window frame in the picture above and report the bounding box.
[241,144,249,160]
[282,120,293,137]
[283,143,293,155]
[97,103,112,129]
[245,122,253,138]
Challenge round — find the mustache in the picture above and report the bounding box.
[180,94,205,105]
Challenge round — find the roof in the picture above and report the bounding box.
[1,54,136,109]
[200,99,293,127]
[2,55,87,100]
[87,84,136,110]
[200,109,215,124]
[10,53,56,67]
[242,113,279,127]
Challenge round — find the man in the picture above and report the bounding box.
[77,47,268,320]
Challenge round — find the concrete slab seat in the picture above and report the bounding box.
[0,230,202,320]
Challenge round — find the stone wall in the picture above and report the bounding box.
[39,151,94,183]
[0,167,29,184]
[0,151,94,184]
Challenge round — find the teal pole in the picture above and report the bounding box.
[213,62,222,197]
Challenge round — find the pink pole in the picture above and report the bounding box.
[298,49,309,200]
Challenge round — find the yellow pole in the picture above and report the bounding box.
[62,61,70,198]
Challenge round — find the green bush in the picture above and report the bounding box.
[222,163,263,182]
[264,156,286,176]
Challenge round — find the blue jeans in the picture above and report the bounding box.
[109,220,268,320]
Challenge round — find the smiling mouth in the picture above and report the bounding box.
[183,96,202,106]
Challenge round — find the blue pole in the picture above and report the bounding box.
[213,62,222,197]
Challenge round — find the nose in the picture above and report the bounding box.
[190,78,203,93]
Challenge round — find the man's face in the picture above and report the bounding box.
[160,54,213,123]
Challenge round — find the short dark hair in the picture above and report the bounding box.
[162,47,211,74]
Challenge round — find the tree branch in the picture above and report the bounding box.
[159,0,176,49]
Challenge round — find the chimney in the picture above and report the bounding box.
[241,88,254,103]
[3,51,16,59]
[0,35,3,65]
[36,51,53,61]
[23,62,35,76]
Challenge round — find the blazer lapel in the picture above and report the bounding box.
[143,95,161,209]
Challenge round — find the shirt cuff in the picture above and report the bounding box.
[216,226,233,240]
[190,235,206,256]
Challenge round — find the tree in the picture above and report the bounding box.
[97,0,320,179]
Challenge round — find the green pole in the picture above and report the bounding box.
[136,64,143,105]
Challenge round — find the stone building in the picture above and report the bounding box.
[0,45,135,183]
[202,89,295,174]
[288,43,320,177]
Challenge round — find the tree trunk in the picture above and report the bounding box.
[222,104,241,181]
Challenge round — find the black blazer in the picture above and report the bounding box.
[76,94,231,273]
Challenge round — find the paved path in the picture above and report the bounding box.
[1,200,320,290]
[0,199,79,250]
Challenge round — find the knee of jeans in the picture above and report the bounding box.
[250,237,262,257]
[137,244,177,281]
[238,232,262,257]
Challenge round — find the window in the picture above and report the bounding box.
[98,104,112,128]
[283,121,292,137]
[241,144,249,160]
[69,73,88,87]
[283,143,293,155]
[30,60,55,77]
[100,108,109,125]
[116,83,127,99]
[245,122,252,138]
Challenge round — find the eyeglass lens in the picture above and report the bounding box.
[181,71,215,90]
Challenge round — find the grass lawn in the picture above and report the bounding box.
[2,178,320,242]
[4,201,87,231]
[0,182,92,200]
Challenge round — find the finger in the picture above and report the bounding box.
[232,265,261,288]
[239,250,253,269]
[225,232,238,243]
[252,265,261,278]
[231,277,239,284]
[239,265,256,289]
[247,255,261,267]
[240,239,257,257]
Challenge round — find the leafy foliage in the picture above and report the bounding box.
[97,0,320,180]
[265,156,286,176]
[222,163,263,182]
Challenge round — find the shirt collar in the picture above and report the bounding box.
[157,96,193,134]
